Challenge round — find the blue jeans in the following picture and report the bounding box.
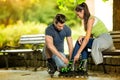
[52,52,67,69]
[71,38,94,60]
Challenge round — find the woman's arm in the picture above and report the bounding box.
[74,17,94,62]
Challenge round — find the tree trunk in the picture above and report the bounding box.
[113,0,120,49]
[113,0,120,31]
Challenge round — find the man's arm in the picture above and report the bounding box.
[66,36,73,59]
[45,35,68,64]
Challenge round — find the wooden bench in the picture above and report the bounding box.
[0,34,45,71]
[89,31,120,73]
[102,31,120,73]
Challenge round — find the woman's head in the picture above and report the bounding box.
[75,2,90,30]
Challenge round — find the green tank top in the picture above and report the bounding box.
[91,16,108,38]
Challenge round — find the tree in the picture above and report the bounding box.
[0,0,32,26]
[57,0,85,11]
[0,0,57,26]
[56,0,109,26]
[57,0,108,11]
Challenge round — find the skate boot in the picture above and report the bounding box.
[58,60,74,77]
[47,58,57,77]
[75,59,88,78]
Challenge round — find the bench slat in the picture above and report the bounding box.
[110,31,120,34]
[103,50,120,55]
[19,41,45,44]
[19,34,45,44]
[111,35,120,38]
[21,34,45,37]
[112,39,120,42]
[1,49,42,53]
[20,38,45,40]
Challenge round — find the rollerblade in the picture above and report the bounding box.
[75,59,88,78]
[58,60,74,77]
[47,58,57,78]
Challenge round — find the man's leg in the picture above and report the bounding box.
[52,53,67,70]
[52,53,74,77]
[71,38,94,60]
[45,47,57,75]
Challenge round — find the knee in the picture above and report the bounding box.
[54,57,66,68]
[58,62,66,68]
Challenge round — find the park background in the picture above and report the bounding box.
[0,0,120,73]
[0,0,113,50]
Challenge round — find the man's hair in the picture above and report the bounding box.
[54,14,66,24]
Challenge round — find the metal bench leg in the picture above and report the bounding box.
[3,53,8,70]
[23,53,29,70]
[33,51,38,71]
[90,57,93,70]
[102,63,107,73]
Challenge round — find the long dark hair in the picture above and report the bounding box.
[75,2,90,31]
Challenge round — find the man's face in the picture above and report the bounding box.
[55,22,64,31]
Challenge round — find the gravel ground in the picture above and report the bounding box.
[0,67,119,80]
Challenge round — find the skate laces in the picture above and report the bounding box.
[60,60,73,72]
[78,59,87,71]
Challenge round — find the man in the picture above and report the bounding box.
[45,14,73,76]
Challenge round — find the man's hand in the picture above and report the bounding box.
[61,57,69,64]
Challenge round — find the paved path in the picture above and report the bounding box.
[0,68,119,80]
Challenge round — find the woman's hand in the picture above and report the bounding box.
[78,36,84,44]
[74,53,80,63]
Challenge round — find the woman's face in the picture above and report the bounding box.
[76,10,84,19]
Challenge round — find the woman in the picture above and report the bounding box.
[71,2,114,72]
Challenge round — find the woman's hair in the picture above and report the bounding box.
[54,14,66,24]
[75,2,90,31]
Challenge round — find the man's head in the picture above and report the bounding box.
[54,14,66,31]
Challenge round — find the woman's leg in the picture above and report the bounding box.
[72,38,94,73]
[71,38,94,60]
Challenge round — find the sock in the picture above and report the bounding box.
[47,58,57,70]
[47,58,53,63]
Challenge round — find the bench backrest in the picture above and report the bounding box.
[110,31,120,43]
[19,34,45,44]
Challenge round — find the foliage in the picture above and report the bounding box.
[57,0,109,11]
[0,0,84,27]
[0,22,47,48]
[57,0,85,11]
[23,0,57,25]
[102,0,109,2]
[0,0,57,26]
[0,0,31,26]
[0,0,110,49]
[56,0,86,26]
[0,0,84,48]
